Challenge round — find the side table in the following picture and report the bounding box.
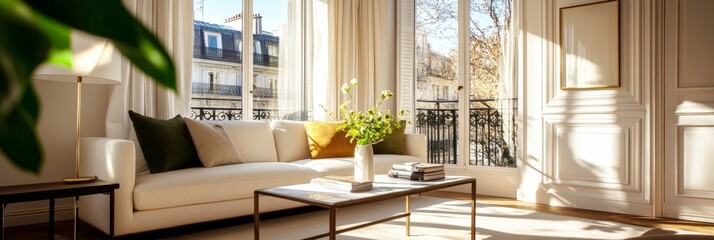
[0,180,119,240]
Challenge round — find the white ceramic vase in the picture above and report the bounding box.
[354,144,375,182]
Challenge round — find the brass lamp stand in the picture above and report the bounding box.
[63,77,97,183]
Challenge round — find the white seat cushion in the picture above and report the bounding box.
[133,162,318,211]
[292,154,424,177]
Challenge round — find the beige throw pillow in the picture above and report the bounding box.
[184,118,244,167]
[220,120,279,163]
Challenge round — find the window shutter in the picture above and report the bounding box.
[397,0,416,133]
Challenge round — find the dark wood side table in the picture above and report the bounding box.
[0,180,119,240]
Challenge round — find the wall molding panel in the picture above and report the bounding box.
[675,125,714,200]
[663,0,714,223]
[521,0,654,216]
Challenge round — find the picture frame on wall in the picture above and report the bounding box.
[560,0,619,90]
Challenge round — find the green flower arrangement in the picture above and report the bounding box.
[323,79,409,146]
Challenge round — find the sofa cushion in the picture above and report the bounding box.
[128,111,202,173]
[133,162,319,211]
[184,118,244,167]
[373,121,406,155]
[271,120,311,162]
[220,120,279,163]
[304,121,355,159]
[292,154,425,177]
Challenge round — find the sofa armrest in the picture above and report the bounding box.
[404,133,427,162]
[79,137,136,235]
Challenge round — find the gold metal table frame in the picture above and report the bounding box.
[254,175,476,240]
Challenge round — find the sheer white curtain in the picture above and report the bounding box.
[498,0,519,163]
[327,0,397,114]
[105,0,193,139]
[277,0,304,119]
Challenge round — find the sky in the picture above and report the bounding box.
[194,0,287,33]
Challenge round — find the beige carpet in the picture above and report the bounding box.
[163,196,701,240]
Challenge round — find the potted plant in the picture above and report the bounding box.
[329,79,408,181]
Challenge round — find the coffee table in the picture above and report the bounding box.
[254,174,476,240]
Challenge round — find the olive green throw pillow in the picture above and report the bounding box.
[304,121,356,159]
[128,111,201,173]
[373,121,406,155]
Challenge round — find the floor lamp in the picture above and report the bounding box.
[34,31,121,183]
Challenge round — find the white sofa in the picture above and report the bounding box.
[78,120,427,236]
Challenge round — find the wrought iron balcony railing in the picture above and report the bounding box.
[190,107,305,121]
[193,46,241,63]
[193,46,279,67]
[415,99,518,167]
[191,82,276,98]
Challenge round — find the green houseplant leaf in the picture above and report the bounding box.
[0,0,176,174]
[25,0,177,89]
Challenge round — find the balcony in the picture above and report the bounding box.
[415,99,517,167]
[190,107,305,121]
[193,46,279,67]
[191,82,275,99]
[193,47,241,63]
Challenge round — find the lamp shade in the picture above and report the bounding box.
[34,30,121,85]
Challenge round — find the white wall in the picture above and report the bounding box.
[0,80,111,226]
[519,0,658,216]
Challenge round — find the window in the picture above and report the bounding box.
[254,40,261,54]
[414,0,517,167]
[267,44,278,56]
[205,32,221,49]
[191,0,328,121]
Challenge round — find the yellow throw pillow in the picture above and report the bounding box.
[304,122,356,159]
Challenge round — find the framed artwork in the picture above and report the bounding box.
[560,0,619,89]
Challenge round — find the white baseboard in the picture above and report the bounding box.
[442,168,518,198]
[4,204,74,227]
[665,211,714,224]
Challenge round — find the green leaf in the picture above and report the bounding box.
[25,0,177,90]
[0,0,50,174]
[34,15,71,68]
[0,87,43,173]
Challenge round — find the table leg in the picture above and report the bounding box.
[74,196,79,240]
[49,198,55,239]
[329,207,336,240]
[471,180,476,240]
[109,190,115,239]
[254,192,259,240]
[405,195,411,236]
[2,203,6,240]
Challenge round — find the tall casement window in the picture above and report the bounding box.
[191,0,328,120]
[414,0,517,168]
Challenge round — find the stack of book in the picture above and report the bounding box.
[388,162,445,181]
[310,175,373,192]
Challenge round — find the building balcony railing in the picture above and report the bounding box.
[193,46,241,63]
[191,82,276,98]
[415,99,518,168]
[253,53,279,67]
[190,107,305,121]
[193,46,279,67]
